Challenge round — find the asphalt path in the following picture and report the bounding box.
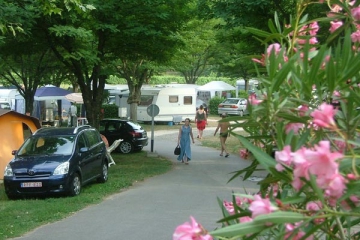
[13,127,265,240]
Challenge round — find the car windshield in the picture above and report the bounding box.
[17,136,75,156]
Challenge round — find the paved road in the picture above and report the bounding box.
[13,128,265,240]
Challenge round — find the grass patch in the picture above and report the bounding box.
[200,133,245,155]
[0,152,172,240]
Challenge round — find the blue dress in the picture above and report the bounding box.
[177,125,192,161]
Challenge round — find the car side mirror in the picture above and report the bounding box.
[11,150,17,155]
[79,147,89,153]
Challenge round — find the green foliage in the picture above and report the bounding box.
[102,104,119,118]
[209,96,224,115]
[238,90,248,98]
[209,1,360,238]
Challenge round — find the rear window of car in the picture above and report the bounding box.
[127,121,143,130]
[223,99,240,104]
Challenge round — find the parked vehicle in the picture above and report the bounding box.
[3,126,108,199]
[218,98,248,116]
[99,119,148,154]
[113,85,197,123]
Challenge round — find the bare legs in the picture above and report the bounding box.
[197,129,204,139]
[220,137,229,157]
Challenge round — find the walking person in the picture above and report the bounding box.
[177,118,195,164]
[69,103,77,127]
[195,105,207,139]
[214,113,230,157]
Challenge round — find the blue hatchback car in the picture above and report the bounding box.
[3,126,108,199]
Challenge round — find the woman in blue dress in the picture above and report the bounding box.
[177,118,195,164]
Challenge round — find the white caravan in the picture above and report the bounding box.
[0,89,25,113]
[115,85,197,123]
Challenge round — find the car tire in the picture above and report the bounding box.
[69,173,81,196]
[119,141,133,154]
[97,161,108,183]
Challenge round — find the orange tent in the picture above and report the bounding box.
[0,110,40,179]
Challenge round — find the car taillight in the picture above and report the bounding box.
[218,104,223,107]
[130,131,142,137]
[231,105,238,108]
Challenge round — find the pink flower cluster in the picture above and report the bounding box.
[285,222,313,240]
[275,141,346,205]
[310,103,337,128]
[173,216,212,240]
[223,195,278,222]
[325,1,360,43]
[249,195,278,218]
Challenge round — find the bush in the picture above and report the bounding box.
[209,96,224,116]
[102,104,119,118]
[174,1,360,239]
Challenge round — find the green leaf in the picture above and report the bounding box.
[210,221,266,237]
[245,27,271,38]
[253,211,308,224]
[236,136,276,171]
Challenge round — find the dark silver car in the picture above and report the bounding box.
[218,98,248,116]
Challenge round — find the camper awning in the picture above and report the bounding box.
[34,85,71,100]
[65,93,84,104]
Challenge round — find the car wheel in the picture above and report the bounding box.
[119,141,133,154]
[239,111,244,117]
[69,173,81,196]
[97,161,108,183]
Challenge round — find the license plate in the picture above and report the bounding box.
[21,182,42,188]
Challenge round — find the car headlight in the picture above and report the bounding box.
[53,162,69,175]
[4,164,13,177]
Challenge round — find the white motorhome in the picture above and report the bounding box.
[114,85,197,123]
[0,89,25,113]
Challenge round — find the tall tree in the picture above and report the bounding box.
[107,0,193,121]
[169,18,219,84]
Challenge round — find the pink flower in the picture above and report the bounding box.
[329,21,343,33]
[275,145,293,171]
[308,141,342,180]
[267,43,281,56]
[240,149,249,159]
[285,223,313,240]
[248,195,278,218]
[351,30,360,43]
[173,216,212,240]
[285,123,304,134]
[325,173,347,199]
[306,201,322,212]
[309,22,319,36]
[352,7,360,21]
[310,103,337,128]
[298,105,309,116]
[223,200,235,215]
[239,216,253,223]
